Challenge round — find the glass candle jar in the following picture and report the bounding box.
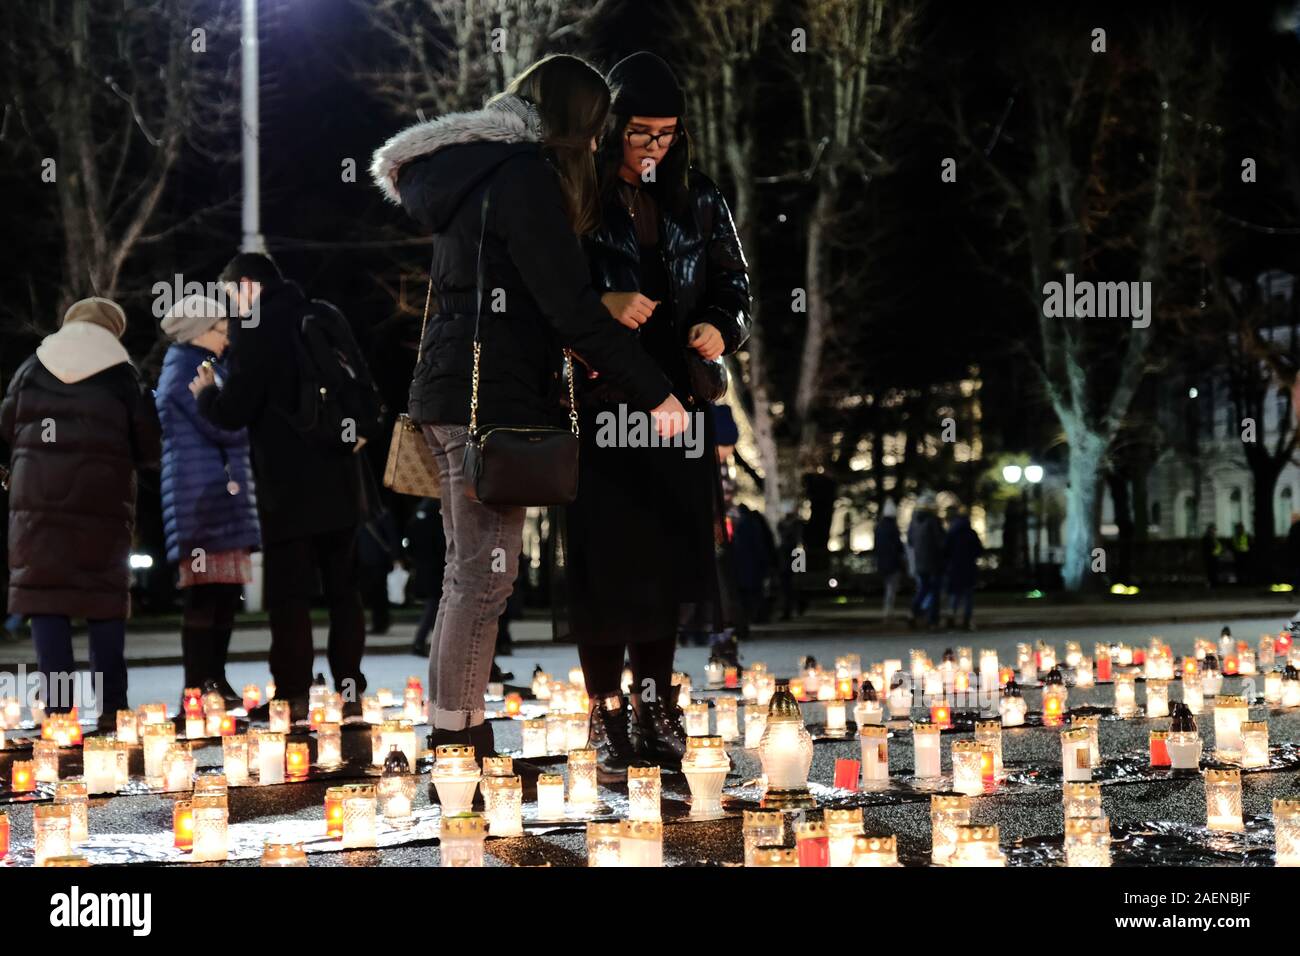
[566,748,599,810]
[11,759,36,792]
[54,778,89,844]
[379,750,417,830]
[750,846,798,867]
[323,692,344,726]
[999,692,1027,728]
[521,719,547,758]
[258,731,286,785]
[192,794,229,862]
[851,834,900,867]
[931,794,971,865]
[1265,670,1284,705]
[544,714,567,754]
[1113,674,1137,718]
[1282,666,1300,707]
[586,820,622,866]
[952,740,986,796]
[221,734,249,786]
[268,699,291,734]
[858,725,889,785]
[1205,768,1243,831]
[116,709,139,744]
[743,711,767,749]
[163,745,195,792]
[742,810,784,867]
[1168,729,1203,770]
[1201,656,1224,697]
[888,677,913,720]
[143,722,176,785]
[975,720,1003,779]
[627,765,662,822]
[563,714,588,753]
[34,804,73,866]
[1065,815,1111,867]
[1146,679,1171,718]
[824,698,848,736]
[757,683,814,808]
[741,669,758,703]
[1061,728,1092,782]
[1063,781,1103,819]
[536,773,566,821]
[1274,798,1300,867]
[705,658,725,689]
[912,722,941,778]
[34,740,60,783]
[950,824,1005,867]
[430,744,481,816]
[755,673,777,707]
[620,819,663,867]
[324,785,348,838]
[1150,730,1170,767]
[714,697,739,741]
[825,808,864,867]
[1213,696,1250,762]
[438,813,487,867]
[113,740,130,790]
[380,719,418,772]
[173,799,194,850]
[402,686,423,723]
[483,774,523,836]
[315,723,342,770]
[1065,714,1098,768]
[1241,721,1269,769]
[361,695,384,725]
[83,736,118,795]
[854,694,884,729]
[1,696,20,729]
[681,736,731,820]
[203,691,225,737]
[341,783,378,848]
[1076,657,1095,689]
[794,819,829,867]
[286,741,310,779]
[261,841,307,867]
[1183,674,1204,715]
[1041,684,1068,725]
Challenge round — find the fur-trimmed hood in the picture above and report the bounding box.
[370,94,543,204]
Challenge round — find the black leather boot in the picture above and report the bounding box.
[631,697,688,771]
[588,693,639,782]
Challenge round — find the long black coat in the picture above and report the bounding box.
[197,280,362,545]
[2,356,161,619]
[370,97,672,428]
[583,169,751,372]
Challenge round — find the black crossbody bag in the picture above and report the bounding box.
[462,188,580,506]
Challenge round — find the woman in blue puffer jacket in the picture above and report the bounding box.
[156,294,261,708]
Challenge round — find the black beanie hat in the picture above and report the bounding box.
[606,52,685,118]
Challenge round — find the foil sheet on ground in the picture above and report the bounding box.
[1003,742,1300,790]
[1007,815,1278,866]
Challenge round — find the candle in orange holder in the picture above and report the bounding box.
[998,666,1015,687]
[788,677,805,701]
[242,683,262,712]
[503,693,523,717]
[309,705,326,732]
[325,786,347,838]
[173,800,194,850]
[0,811,8,860]
[219,714,237,737]
[837,676,854,700]
[1149,730,1170,767]
[929,701,952,729]
[286,742,310,778]
[1223,655,1239,676]
[1095,644,1112,682]
[12,759,35,792]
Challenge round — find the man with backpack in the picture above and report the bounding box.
[193,253,374,719]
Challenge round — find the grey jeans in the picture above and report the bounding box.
[422,424,527,730]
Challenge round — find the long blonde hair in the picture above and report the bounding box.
[500,54,610,235]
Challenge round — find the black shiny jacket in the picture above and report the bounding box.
[583,170,752,358]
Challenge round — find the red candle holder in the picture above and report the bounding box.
[1149,730,1170,767]
[834,758,860,791]
[980,748,996,782]
[219,714,237,737]
[1276,632,1292,656]
[11,761,34,793]
[0,812,9,861]
[325,788,345,838]
[930,703,952,729]
[1133,649,1146,666]
[1097,656,1112,682]
[503,693,523,717]
[998,666,1015,686]
[724,666,739,689]
[1223,657,1239,676]
[795,824,829,867]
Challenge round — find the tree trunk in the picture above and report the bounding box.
[1061,429,1107,591]
[793,179,836,480]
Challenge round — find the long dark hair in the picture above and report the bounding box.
[597,115,693,222]
[496,54,610,235]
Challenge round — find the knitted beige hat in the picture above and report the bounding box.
[62,297,128,339]
[161,294,226,343]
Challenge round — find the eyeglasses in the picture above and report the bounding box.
[624,128,678,150]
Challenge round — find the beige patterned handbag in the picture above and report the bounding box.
[382,278,441,498]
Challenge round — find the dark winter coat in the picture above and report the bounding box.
[196,280,362,545]
[907,509,945,576]
[156,343,261,566]
[943,516,985,592]
[874,515,904,576]
[2,338,161,620]
[370,95,672,428]
[584,170,751,382]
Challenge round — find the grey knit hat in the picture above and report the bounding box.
[161,294,226,343]
[62,297,127,339]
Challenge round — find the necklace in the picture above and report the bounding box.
[620,183,639,221]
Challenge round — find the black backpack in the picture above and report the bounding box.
[287,299,387,454]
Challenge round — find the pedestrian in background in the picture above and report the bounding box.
[157,294,260,710]
[875,499,904,622]
[907,494,944,630]
[942,506,984,631]
[2,298,161,727]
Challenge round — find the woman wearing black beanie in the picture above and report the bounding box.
[560,51,751,777]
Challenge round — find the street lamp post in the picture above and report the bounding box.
[1003,464,1044,585]
[240,0,266,254]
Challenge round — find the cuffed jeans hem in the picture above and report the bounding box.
[434,707,485,731]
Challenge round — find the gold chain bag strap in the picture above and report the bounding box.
[462,187,580,506]
[382,257,442,498]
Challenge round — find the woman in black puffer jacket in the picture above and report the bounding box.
[565,52,752,778]
[1,298,161,725]
[371,54,688,760]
